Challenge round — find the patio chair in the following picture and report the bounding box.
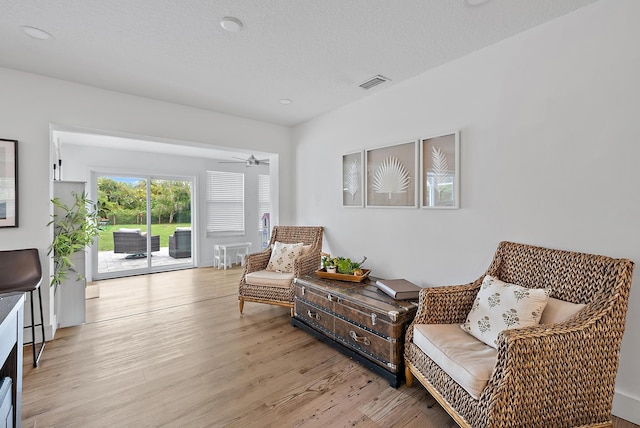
[113,229,160,258]
[169,227,191,258]
[238,226,323,316]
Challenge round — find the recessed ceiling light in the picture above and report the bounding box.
[464,0,493,7]
[22,25,54,40]
[220,17,243,32]
[279,99,292,105]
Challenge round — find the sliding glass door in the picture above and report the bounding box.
[149,179,193,270]
[94,174,193,279]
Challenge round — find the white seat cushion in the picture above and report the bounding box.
[245,270,295,288]
[540,297,586,324]
[413,323,497,400]
[118,228,141,233]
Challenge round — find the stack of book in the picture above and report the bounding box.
[375,278,421,300]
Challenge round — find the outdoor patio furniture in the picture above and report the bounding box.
[113,229,160,258]
[169,227,191,259]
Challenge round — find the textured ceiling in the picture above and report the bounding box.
[0,0,599,127]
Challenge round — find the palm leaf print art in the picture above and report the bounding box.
[431,147,449,198]
[372,156,410,199]
[344,160,360,201]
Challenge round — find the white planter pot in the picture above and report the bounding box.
[56,251,86,328]
[53,181,89,328]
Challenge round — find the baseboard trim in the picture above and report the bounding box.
[613,391,640,425]
[23,323,55,343]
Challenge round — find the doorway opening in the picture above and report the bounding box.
[51,125,279,283]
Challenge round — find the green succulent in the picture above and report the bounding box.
[337,258,354,274]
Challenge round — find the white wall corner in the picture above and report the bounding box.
[613,390,640,425]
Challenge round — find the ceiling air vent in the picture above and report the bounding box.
[359,75,390,90]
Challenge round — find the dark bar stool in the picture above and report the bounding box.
[0,248,45,367]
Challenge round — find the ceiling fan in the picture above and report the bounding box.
[218,154,269,167]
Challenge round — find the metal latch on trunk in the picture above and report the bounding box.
[327,294,342,303]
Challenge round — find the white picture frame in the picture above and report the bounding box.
[420,131,460,209]
[342,151,364,207]
[0,139,18,228]
[365,140,418,208]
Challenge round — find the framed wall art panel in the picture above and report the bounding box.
[366,140,418,208]
[0,139,18,227]
[420,131,459,209]
[342,151,364,207]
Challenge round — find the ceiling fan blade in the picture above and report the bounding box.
[217,154,269,165]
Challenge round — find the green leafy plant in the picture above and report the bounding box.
[48,191,100,287]
[337,258,354,274]
[321,255,337,269]
[322,255,367,275]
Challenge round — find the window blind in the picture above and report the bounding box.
[206,171,244,233]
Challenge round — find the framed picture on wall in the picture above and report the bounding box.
[365,140,418,208]
[420,131,460,209]
[0,139,18,228]
[342,151,364,207]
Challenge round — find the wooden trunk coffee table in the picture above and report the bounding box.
[291,273,418,387]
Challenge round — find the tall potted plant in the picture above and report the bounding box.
[48,191,100,288]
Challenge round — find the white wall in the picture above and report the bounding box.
[60,143,271,274]
[0,67,291,342]
[292,0,640,422]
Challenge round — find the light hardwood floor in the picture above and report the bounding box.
[22,267,638,428]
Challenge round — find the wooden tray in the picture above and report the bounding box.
[315,269,370,283]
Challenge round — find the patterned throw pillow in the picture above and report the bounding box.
[461,275,550,349]
[266,241,304,273]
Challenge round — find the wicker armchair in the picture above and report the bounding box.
[238,226,323,316]
[405,241,634,428]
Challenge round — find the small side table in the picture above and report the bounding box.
[214,242,252,269]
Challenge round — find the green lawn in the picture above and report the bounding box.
[98,223,191,251]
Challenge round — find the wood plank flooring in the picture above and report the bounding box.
[21,267,638,428]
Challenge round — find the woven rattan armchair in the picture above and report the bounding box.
[405,241,634,428]
[239,226,323,316]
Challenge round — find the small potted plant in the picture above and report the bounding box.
[48,191,100,288]
[336,257,366,275]
[322,255,338,273]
